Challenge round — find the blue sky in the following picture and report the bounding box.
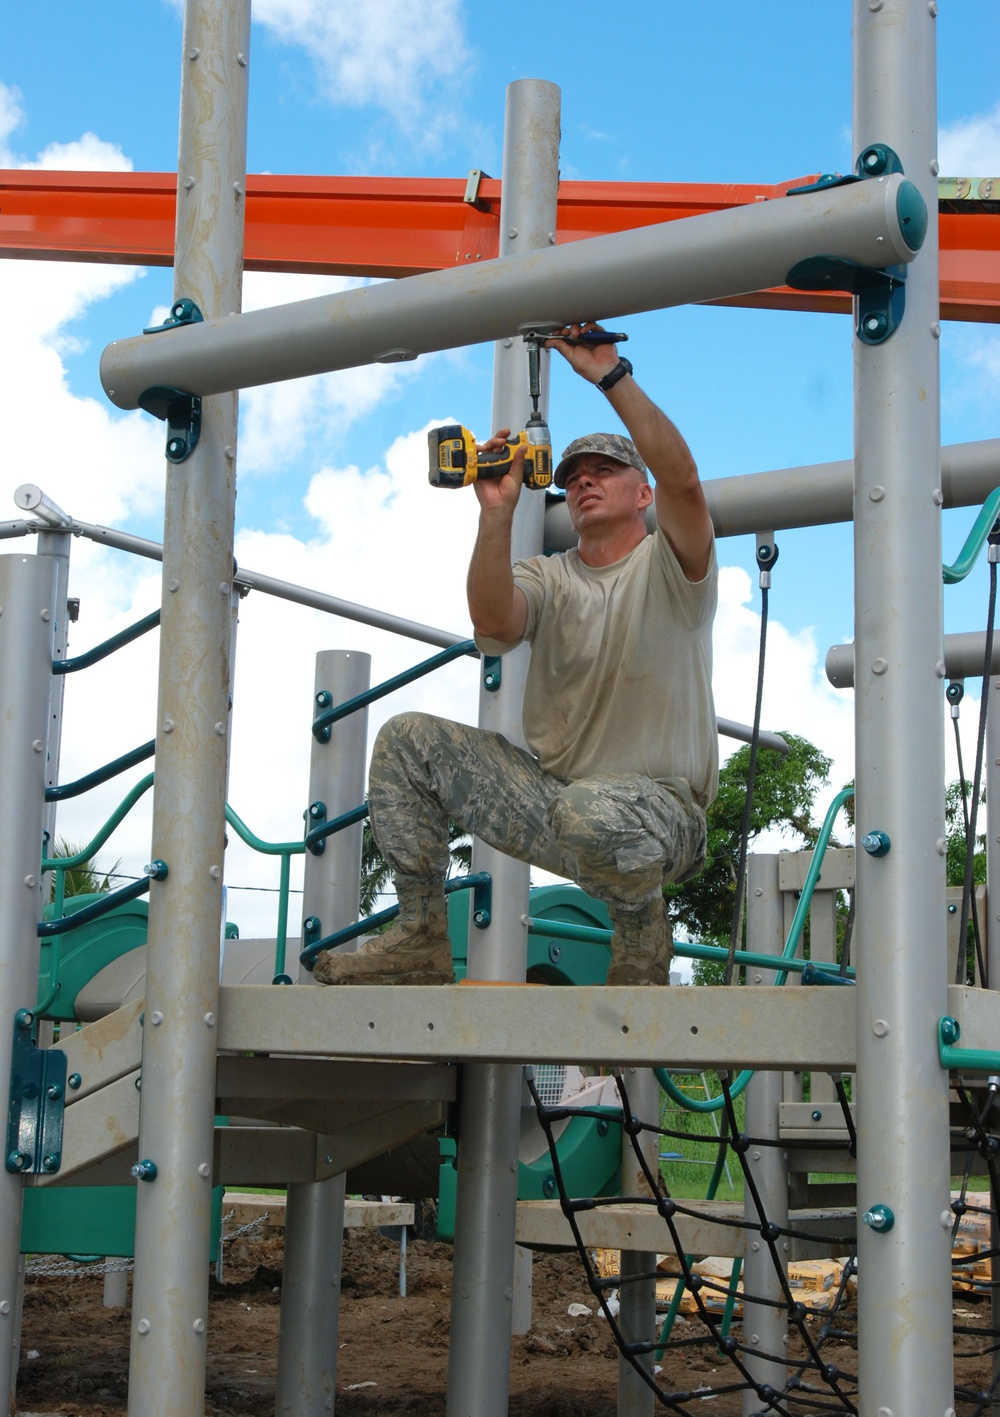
[2,1,999,933]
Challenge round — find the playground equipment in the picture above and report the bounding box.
[3,1,1000,1415]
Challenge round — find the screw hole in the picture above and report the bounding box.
[690,1025,699,1035]
[427,1022,435,1031]
[621,1025,629,1035]
[367,1021,375,1031]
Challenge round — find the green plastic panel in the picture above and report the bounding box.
[447,882,611,985]
[21,1184,224,1261]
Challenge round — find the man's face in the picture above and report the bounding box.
[563,454,652,533]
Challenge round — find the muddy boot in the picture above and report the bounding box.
[605,898,672,986]
[313,892,453,986]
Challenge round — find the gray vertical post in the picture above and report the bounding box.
[742,855,788,1414]
[126,4,249,1414]
[275,650,369,1416]
[617,1067,659,1417]
[852,4,954,1414]
[447,79,560,1417]
[987,679,1000,1394]
[276,1176,347,1417]
[0,553,57,1406]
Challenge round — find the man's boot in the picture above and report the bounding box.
[605,897,672,986]
[313,891,453,986]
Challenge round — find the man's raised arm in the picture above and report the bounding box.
[548,324,715,582]
[466,431,530,643]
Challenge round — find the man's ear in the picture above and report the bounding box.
[637,480,654,510]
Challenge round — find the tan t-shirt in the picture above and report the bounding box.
[476,529,718,808]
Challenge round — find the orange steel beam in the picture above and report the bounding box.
[1,169,997,322]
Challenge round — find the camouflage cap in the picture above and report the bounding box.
[553,433,647,489]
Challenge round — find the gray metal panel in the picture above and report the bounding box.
[514,1201,856,1261]
[217,982,856,1068]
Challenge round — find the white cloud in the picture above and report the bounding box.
[236,272,427,475]
[939,102,1000,176]
[252,0,471,130]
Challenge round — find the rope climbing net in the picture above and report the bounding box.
[528,1067,1000,1416]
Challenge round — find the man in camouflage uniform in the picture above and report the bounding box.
[314,323,718,988]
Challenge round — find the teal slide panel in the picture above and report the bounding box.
[448,882,611,985]
[38,895,149,1022]
[517,1107,623,1201]
[21,1185,224,1261]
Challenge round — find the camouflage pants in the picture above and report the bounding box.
[368,712,707,914]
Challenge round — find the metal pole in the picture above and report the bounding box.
[297,650,370,983]
[617,1067,658,1417]
[851,5,954,1414]
[446,78,560,1417]
[127,3,249,1414]
[828,632,1000,688]
[986,679,1000,1396]
[0,553,57,1406]
[275,650,368,1416]
[101,173,922,409]
[275,1175,346,1417]
[742,855,788,1413]
[543,437,1000,547]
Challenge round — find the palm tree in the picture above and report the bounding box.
[360,815,471,916]
[48,839,121,902]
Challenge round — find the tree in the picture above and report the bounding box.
[48,838,120,902]
[666,734,834,983]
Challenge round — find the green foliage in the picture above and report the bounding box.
[360,813,471,916]
[945,779,985,888]
[48,839,120,902]
[667,734,833,974]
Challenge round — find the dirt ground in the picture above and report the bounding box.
[12,1222,996,1416]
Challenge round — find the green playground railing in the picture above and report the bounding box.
[942,488,1000,584]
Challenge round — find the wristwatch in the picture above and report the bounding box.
[596,357,633,393]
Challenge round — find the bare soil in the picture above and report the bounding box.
[13,1226,995,1415]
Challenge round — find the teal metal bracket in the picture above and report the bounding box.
[143,297,204,335]
[470,873,492,929]
[939,1015,1000,1074]
[137,385,203,464]
[5,1009,67,1176]
[786,256,907,345]
[483,656,502,692]
[786,143,925,345]
[302,916,322,955]
[138,299,205,464]
[305,801,327,856]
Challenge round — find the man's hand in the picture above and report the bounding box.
[546,323,620,384]
[472,428,527,515]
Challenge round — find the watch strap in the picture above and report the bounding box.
[596,357,633,393]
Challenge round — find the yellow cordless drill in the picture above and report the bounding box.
[429,337,552,490]
[428,329,627,491]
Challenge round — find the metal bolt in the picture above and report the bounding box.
[864,1203,894,1232]
[873,1018,890,1038]
[137,1318,151,1334]
[183,177,195,190]
[198,1163,211,1178]
[15,1009,33,1030]
[869,485,885,502]
[24,875,36,888]
[0,1302,9,1315]
[872,658,888,675]
[811,1110,822,1122]
[7,1152,29,1173]
[46,1084,62,1101]
[39,608,51,622]
[131,1160,158,1182]
[237,51,247,66]
[861,830,891,856]
[507,228,518,239]
[163,719,175,733]
[209,865,221,879]
[204,1012,216,1027]
[42,1155,58,1172]
[194,1318,206,1333]
[214,722,226,735]
[150,1011,164,1026]
[168,579,180,592]
[167,438,186,457]
[473,910,487,926]
[68,1073,81,1090]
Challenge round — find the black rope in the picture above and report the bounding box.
[725,542,777,987]
[957,550,997,986]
